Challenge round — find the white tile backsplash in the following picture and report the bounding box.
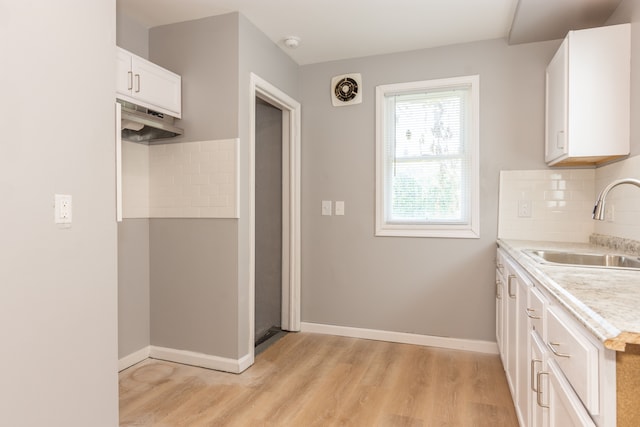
[594,155,640,242]
[122,141,150,218]
[498,169,595,242]
[122,139,239,219]
[498,155,640,243]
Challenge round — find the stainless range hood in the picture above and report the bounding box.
[118,100,183,143]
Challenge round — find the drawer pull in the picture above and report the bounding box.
[127,71,133,90]
[507,274,516,299]
[548,342,571,358]
[526,308,541,320]
[496,262,504,273]
[536,371,549,408]
[530,359,542,392]
[496,280,502,299]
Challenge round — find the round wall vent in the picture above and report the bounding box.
[331,73,362,107]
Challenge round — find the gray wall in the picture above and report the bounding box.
[150,219,239,358]
[1,1,118,425]
[299,38,558,342]
[116,9,149,58]
[118,219,150,358]
[255,99,283,338]
[150,14,240,143]
[147,14,241,358]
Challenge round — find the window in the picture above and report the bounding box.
[375,75,479,238]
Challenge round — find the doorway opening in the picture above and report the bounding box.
[248,73,301,363]
[254,97,285,354]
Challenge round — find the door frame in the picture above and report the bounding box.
[248,73,301,358]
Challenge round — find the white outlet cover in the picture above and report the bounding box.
[54,194,72,225]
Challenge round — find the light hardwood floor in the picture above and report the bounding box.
[119,333,518,426]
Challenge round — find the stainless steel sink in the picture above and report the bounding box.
[524,249,640,270]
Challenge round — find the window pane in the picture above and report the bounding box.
[391,159,464,223]
[387,88,468,224]
[393,90,465,159]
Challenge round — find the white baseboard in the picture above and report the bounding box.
[300,322,498,354]
[149,346,252,374]
[118,346,151,372]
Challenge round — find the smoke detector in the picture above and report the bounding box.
[283,36,300,49]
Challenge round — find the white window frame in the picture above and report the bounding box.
[375,75,480,238]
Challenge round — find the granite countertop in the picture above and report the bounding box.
[497,238,640,352]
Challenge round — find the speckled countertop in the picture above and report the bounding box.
[497,238,640,352]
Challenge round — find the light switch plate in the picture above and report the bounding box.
[321,200,332,216]
[335,201,345,215]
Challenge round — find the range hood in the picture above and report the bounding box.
[118,100,183,143]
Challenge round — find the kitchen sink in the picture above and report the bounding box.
[524,249,640,270]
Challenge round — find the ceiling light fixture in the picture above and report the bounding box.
[283,36,300,49]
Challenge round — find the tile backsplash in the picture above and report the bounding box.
[593,155,640,242]
[122,139,239,219]
[498,169,595,242]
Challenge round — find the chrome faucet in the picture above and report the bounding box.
[593,178,640,220]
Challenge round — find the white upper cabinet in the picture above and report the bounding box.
[545,24,630,166]
[116,47,182,118]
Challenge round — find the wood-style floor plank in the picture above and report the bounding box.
[119,333,518,426]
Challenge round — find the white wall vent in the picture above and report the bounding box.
[331,73,362,107]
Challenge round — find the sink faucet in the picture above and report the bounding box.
[593,178,640,220]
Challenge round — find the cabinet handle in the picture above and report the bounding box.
[507,274,516,299]
[496,280,502,299]
[526,308,541,320]
[536,371,549,408]
[127,71,133,91]
[496,262,504,273]
[530,359,542,392]
[548,342,571,358]
[134,74,140,93]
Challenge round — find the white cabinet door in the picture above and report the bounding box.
[506,268,518,397]
[545,38,568,164]
[131,56,181,118]
[531,331,548,427]
[496,269,504,356]
[517,277,531,427]
[116,47,182,118]
[117,48,133,96]
[545,24,630,166]
[547,361,596,427]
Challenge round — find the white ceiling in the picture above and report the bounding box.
[117,0,621,65]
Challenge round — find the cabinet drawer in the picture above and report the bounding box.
[527,286,546,337]
[547,307,599,414]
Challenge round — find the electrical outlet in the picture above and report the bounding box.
[54,194,72,225]
[518,200,532,218]
[335,201,345,216]
[605,204,615,222]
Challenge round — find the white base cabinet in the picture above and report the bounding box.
[496,247,616,427]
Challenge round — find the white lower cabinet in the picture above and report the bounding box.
[496,247,616,427]
[530,331,548,427]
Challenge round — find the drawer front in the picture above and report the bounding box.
[547,307,599,414]
[527,286,546,338]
